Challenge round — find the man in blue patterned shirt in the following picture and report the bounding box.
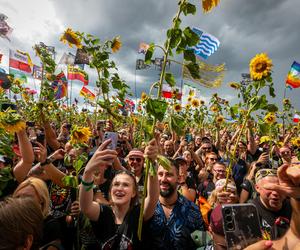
[144,159,205,250]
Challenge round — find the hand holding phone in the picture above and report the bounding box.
[222,204,262,250]
[103,132,118,150]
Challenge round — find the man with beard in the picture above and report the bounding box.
[250,168,292,240]
[163,140,175,157]
[145,159,204,250]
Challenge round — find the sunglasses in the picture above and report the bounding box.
[129,157,142,163]
[209,158,218,161]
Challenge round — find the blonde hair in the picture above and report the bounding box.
[208,179,236,208]
[13,177,50,218]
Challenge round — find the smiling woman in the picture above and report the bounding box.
[79,138,159,249]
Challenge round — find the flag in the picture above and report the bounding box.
[58,52,75,65]
[74,47,89,65]
[293,114,300,123]
[68,65,88,85]
[80,86,95,100]
[9,49,32,79]
[286,61,300,89]
[182,59,226,88]
[162,84,182,100]
[0,14,13,41]
[125,98,135,112]
[32,65,43,80]
[136,59,150,70]
[138,42,150,54]
[189,28,220,59]
[52,71,68,99]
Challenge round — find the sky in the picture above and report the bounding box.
[0,0,300,111]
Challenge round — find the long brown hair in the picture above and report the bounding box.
[0,197,43,250]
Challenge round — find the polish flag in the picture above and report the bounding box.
[162,84,182,100]
[293,114,300,123]
[9,49,32,73]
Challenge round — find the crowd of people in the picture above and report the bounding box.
[0,117,300,250]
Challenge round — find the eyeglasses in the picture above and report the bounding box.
[209,158,218,161]
[280,151,291,155]
[129,157,142,163]
[214,169,226,174]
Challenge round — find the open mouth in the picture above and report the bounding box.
[114,191,126,198]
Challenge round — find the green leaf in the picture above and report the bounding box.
[258,122,269,135]
[91,38,100,45]
[183,50,196,62]
[183,27,200,46]
[269,86,276,98]
[182,3,196,15]
[101,81,109,94]
[173,17,181,29]
[62,175,77,188]
[169,28,182,49]
[266,104,278,112]
[103,68,109,78]
[230,105,239,119]
[157,155,171,171]
[145,43,155,64]
[164,72,176,87]
[186,62,200,79]
[169,114,186,136]
[146,99,168,121]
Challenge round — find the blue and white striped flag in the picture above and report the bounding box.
[190,28,220,59]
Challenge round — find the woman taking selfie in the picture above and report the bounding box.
[79,139,159,249]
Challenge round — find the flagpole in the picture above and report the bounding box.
[282,84,287,136]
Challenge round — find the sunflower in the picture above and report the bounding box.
[164,123,169,130]
[185,104,191,110]
[202,0,221,13]
[187,96,192,102]
[291,137,300,147]
[249,53,272,80]
[0,110,26,134]
[260,136,271,144]
[173,103,182,112]
[228,82,241,89]
[283,98,290,105]
[111,36,122,53]
[141,92,148,102]
[264,112,276,125]
[191,99,200,108]
[70,126,92,145]
[60,28,82,49]
[210,105,219,112]
[216,115,224,123]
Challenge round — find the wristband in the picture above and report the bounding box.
[81,179,94,187]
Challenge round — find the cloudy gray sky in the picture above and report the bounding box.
[0,0,299,110]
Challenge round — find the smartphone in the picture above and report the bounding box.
[36,133,45,144]
[185,133,192,143]
[103,132,118,150]
[222,204,262,250]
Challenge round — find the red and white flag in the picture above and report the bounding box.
[293,114,300,123]
[162,83,182,100]
[9,49,32,74]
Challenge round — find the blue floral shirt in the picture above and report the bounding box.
[145,193,205,250]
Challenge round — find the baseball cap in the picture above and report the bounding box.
[174,157,187,164]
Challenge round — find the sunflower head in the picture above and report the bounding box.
[191,99,200,108]
[210,105,219,112]
[291,137,300,147]
[185,104,191,110]
[60,28,82,49]
[228,82,241,89]
[111,36,122,53]
[283,98,290,105]
[70,126,92,145]
[187,96,193,102]
[216,115,224,123]
[141,92,148,102]
[264,112,276,125]
[173,103,182,112]
[260,136,271,144]
[164,123,169,130]
[0,109,25,134]
[188,89,195,97]
[202,0,221,13]
[249,53,273,80]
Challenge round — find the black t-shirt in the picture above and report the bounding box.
[250,197,292,240]
[91,204,142,250]
[42,215,62,246]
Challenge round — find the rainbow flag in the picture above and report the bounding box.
[68,65,88,85]
[52,71,68,99]
[80,86,95,100]
[286,61,300,88]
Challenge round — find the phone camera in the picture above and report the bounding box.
[226,222,235,231]
[224,207,231,215]
[225,215,233,222]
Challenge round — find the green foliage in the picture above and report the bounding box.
[146,99,168,122]
[165,72,176,87]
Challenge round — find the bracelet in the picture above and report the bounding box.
[81,179,94,186]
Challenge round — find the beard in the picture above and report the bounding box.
[159,182,176,198]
